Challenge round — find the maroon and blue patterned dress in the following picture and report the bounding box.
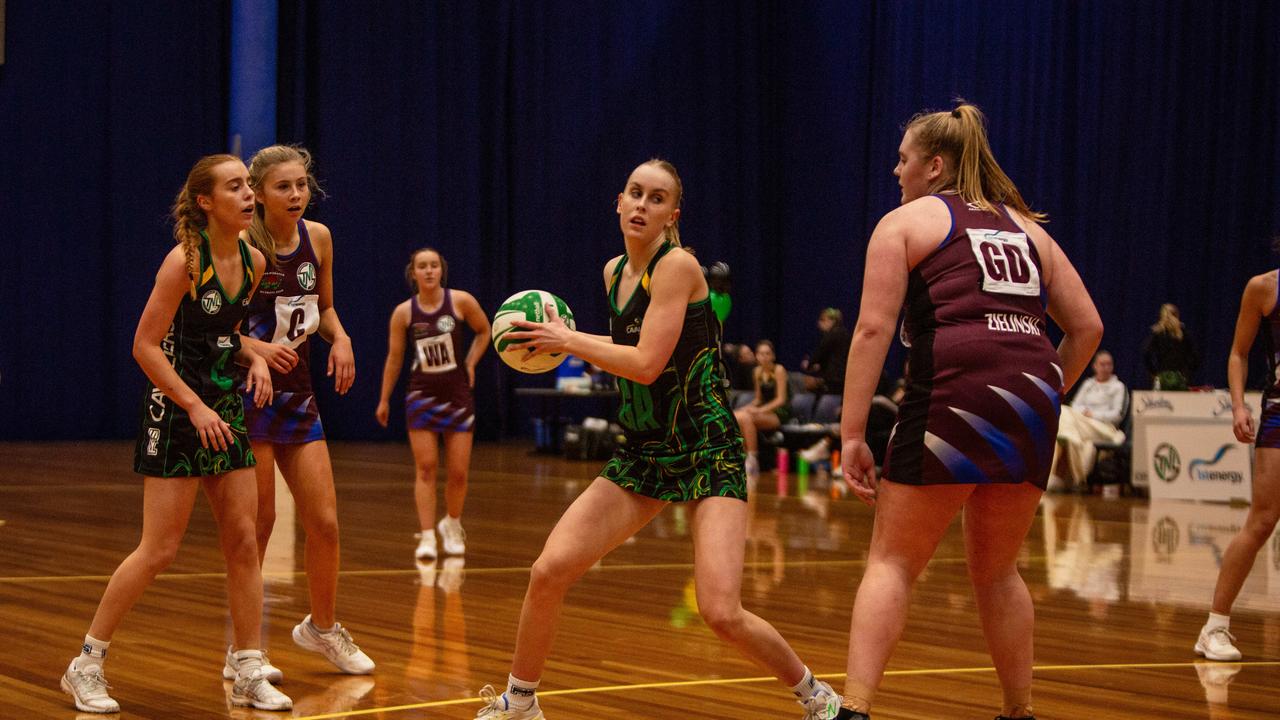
[242,221,325,443]
[883,193,1062,490]
[405,290,475,433]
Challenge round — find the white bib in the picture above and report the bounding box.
[271,294,320,348]
[414,334,458,374]
[966,229,1041,297]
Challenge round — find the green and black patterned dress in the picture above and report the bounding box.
[600,242,746,501]
[134,232,257,477]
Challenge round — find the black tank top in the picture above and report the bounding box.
[607,242,740,454]
[143,233,256,423]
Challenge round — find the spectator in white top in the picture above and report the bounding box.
[1050,351,1127,492]
[1070,350,1126,426]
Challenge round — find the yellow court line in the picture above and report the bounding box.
[289,660,1280,720]
[0,555,1012,584]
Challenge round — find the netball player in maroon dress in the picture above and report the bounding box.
[1195,264,1280,661]
[238,145,374,678]
[376,248,490,561]
[834,104,1103,720]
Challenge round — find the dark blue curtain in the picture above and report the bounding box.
[0,2,228,439]
[3,1,1278,441]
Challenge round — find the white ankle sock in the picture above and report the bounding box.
[790,666,818,698]
[76,634,110,671]
[505,673,539,710]
[234,649,264,677]
[1206,612,1230,632]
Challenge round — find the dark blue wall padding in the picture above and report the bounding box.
[2,1,1278,441]
[229,0,278,158]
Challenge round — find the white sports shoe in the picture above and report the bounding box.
[292,614,376,674]
[438,516,467,555]
[223,645,283,682]
[230,667,293,711]
[1195,625,1242,661]
[415,530,438,560]
[800,438,831,464]
[61,660,119,713]
[475,684,545,719]
[798,679,842,719]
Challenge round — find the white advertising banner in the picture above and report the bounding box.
[1144,423,1252,503]
[1130,390,1260,492]
[1130,501,1280,612]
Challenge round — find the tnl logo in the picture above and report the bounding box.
[1153,443,1181,483]
[201,289,223,315]
[297,262,317,291]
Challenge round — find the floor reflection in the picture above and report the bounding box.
[407,557,471,702]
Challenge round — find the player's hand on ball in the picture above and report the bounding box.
[509,302,574,357]
[841,437,878,506]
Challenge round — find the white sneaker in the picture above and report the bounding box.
[415,530,438,560]
[798,679,841,720]
[292,614,376,674]
[61,660,119,713]
[223,645,283,682]
[230,668,293,711]
[475,684,545,719]
[1195,625,1243,661]
[437,516,467,555]
[800,438,831,464]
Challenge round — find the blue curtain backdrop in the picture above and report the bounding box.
[2,1,1278,441]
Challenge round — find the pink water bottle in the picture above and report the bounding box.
[775,447,789,496]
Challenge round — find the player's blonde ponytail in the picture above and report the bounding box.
[906,102,1046,223]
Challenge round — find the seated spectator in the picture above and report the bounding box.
[802,308,851,396]
[734,340,790,482]
[1050,350,1127,491]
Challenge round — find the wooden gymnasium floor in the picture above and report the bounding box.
[1,441,1278,719]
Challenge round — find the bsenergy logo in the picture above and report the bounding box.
[1188,445,1244,484]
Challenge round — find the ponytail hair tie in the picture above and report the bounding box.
[951,108,962,118]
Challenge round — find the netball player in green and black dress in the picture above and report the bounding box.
[60,155,291,714]
[471,160,841,720]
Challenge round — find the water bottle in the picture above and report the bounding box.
[775,447,789,496]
